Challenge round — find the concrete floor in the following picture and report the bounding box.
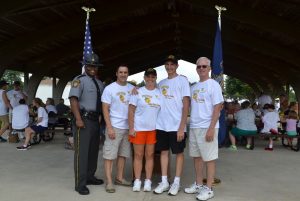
[0,135,299,201]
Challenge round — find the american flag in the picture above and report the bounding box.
[82,18,93,73]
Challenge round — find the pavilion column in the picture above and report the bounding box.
[24,72,29,89]
[52,77,71,104]
[291,82,300,114]
[286,83,290,99]
[52,77,57,102]
[24,72,44,103]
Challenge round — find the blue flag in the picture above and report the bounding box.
[212,21,226,146]
[82,18,93,72]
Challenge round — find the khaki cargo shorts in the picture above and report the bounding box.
[189,128,219,162]
[103,127,131,160]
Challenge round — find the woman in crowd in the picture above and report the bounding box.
[16,98,48,150]
[45,98,57,114]
[282,110,298,147]
[228,100,257,151]
[128,68,161,192]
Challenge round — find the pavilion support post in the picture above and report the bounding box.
[52,77,71,104]
[291,83,300,114]
[286,83,290,100]
[25,72,44,103]
[52,77,57,103]
[24,72,29,89]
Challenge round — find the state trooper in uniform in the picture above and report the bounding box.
[69,53,104,195]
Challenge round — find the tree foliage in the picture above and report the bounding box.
[1,70,23,90]
[224,76,256,102]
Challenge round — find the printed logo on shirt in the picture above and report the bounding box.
[161,85,174,99]
[144,95,151,104]
[192,90,205,103]
[199,88,206,93]
[142,95,160,108]
[117,92,129,105]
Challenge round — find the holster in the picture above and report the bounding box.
[80,110,99,121]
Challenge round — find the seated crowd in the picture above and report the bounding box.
[0,79,71,150]
[226,96,299,151]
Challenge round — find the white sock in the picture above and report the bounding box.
[269,144,273,148]
[135,179,141,182]
[196,182,202,186]
[173,177,180,185]
[145,179,151,183]
[162,176,168,184]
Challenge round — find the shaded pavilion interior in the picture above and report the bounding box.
[0,0,299,101]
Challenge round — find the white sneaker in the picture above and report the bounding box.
[132,179,141,192]
[154,182,169,194]
[143,180,152,192]
[196,186,214,201]
[168,182,180,196]
[184,183,205,194]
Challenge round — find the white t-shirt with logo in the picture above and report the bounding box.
[129,87,161,131]
[7,90,27,108]
[156,75,190,132]
[37,107,48,127]
[190,79,224,128]
[12,104,29,129]
[101,82,134,129]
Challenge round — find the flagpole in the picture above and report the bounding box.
[81,7,96,74]
[215,5,226,30]
[82,6,96,20]
[210,5,227,186]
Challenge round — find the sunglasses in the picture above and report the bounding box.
[196,65,209,69]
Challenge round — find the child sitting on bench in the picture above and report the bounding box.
[261,104,280,151]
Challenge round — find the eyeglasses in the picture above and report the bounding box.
[196,65,209,69]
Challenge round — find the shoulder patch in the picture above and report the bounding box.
[71,80,80,88]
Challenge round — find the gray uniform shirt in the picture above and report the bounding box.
[68,74,104,112]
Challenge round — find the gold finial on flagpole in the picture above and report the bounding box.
[82,6,96,20]
[215,5,226,29]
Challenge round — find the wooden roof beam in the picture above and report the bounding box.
[181,0,300,41]
[0,0,164,64]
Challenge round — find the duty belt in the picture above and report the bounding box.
[80,110,99,121]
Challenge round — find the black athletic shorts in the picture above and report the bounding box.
[155,129,187,154]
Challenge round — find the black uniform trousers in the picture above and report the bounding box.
[73,117,100,189]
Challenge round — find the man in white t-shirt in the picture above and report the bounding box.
[12,99,29,130]
[153,55,190,196]
[7,81,28,123]
[0,80,12,142]
[101,65,134,193]
[184,57,223,201]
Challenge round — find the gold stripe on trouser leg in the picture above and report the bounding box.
[76,128,80,188]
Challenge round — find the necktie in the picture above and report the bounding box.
[91,77,101,114]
